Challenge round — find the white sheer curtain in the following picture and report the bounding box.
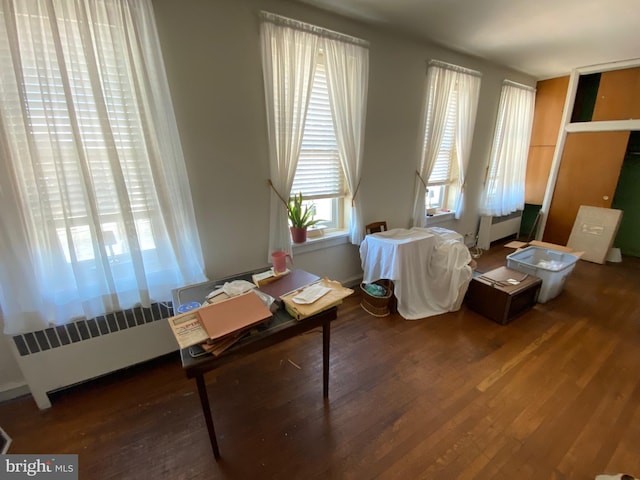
[480,81,536,216]
[260,13,319,256]
[412,62,481,226]
[453,72,481,219]
[260,12,369,249]
[323,37,369,245]
[412,65,457,227]
[0,0,205,335]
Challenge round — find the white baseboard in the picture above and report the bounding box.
[0,381,30,404]
[343,275,363,289]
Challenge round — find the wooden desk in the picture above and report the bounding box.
[174,274,337,459]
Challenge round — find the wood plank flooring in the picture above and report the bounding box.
[1,242,639,479]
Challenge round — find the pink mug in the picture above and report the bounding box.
[271,251,293,273]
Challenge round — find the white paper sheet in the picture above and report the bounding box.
[292,283,331,304]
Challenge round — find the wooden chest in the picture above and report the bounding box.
[466,266,542,325]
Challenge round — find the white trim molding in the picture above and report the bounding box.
[565,119,640,133]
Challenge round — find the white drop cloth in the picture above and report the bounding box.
[360,227,472,319]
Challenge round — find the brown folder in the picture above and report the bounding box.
[257,269,320,301]
[196,291,272,340]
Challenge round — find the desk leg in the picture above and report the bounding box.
[195,374,221,459]
[323,319,330,398]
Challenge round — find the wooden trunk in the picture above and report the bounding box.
[465,266,542,325]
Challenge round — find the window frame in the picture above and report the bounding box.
[3,9,162,265]
[424,79,461,213]
[291,51,348,232]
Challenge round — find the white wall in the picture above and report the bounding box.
[152,0,534,275]
[0,328,28,402]
[0,0,536,397]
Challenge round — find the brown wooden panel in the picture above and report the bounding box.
[525,145,555,204]
[632,72,640,119]
[530,76,570,146]
[544,131,630,245]
[592,67,640,121]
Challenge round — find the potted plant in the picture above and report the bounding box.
[288,192,321,243]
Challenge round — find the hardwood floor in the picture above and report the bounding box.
[1,242,639,479]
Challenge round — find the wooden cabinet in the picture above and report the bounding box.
[538,65,640,253]
[543,131,630,245]
[525,76,569,204]
[529,76,570,146]
[525,146,554,204]
[592,67,640,121]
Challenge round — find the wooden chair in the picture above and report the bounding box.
[365,221,388,235]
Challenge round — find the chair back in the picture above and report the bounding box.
[365,221,387,235]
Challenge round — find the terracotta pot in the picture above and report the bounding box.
[290,226,308,243]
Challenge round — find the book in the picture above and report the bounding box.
[200,327,251,356]
[167,310,210,349]
[257,269,321,301]
[187,324,253,358]
[196,290,272,340]
[252,268,290,288]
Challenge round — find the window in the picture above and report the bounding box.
[424,88,459,210]
[480,81,536,216]
[6,13,158,264]
[260,12,369,250]
[0,0,204,333]
[413,61,481,225]
[290,54,345,230]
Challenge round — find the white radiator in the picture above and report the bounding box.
[477,211,522,250]
[8,303,178,409]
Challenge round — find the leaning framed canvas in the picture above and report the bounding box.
[0,426,11,454]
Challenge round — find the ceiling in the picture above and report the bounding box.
[293,0,640,79]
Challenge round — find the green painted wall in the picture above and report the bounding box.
[612,134,640,257]
[519,203,542,241]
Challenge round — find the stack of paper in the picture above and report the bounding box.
[252,268,290,288]
[167,290,273,355]
[281,278,354,320]
[167,310,209,350]
[199,328,252,356]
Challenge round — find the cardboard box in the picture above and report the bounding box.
[505,239,584,258]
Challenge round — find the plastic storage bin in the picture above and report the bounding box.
[506,246,579,303]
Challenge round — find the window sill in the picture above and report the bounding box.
[292,230,350,254]
[425,211,455,226]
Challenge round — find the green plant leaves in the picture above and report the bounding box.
[287,192,322,228]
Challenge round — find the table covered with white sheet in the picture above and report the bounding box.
[359,227,473,319]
